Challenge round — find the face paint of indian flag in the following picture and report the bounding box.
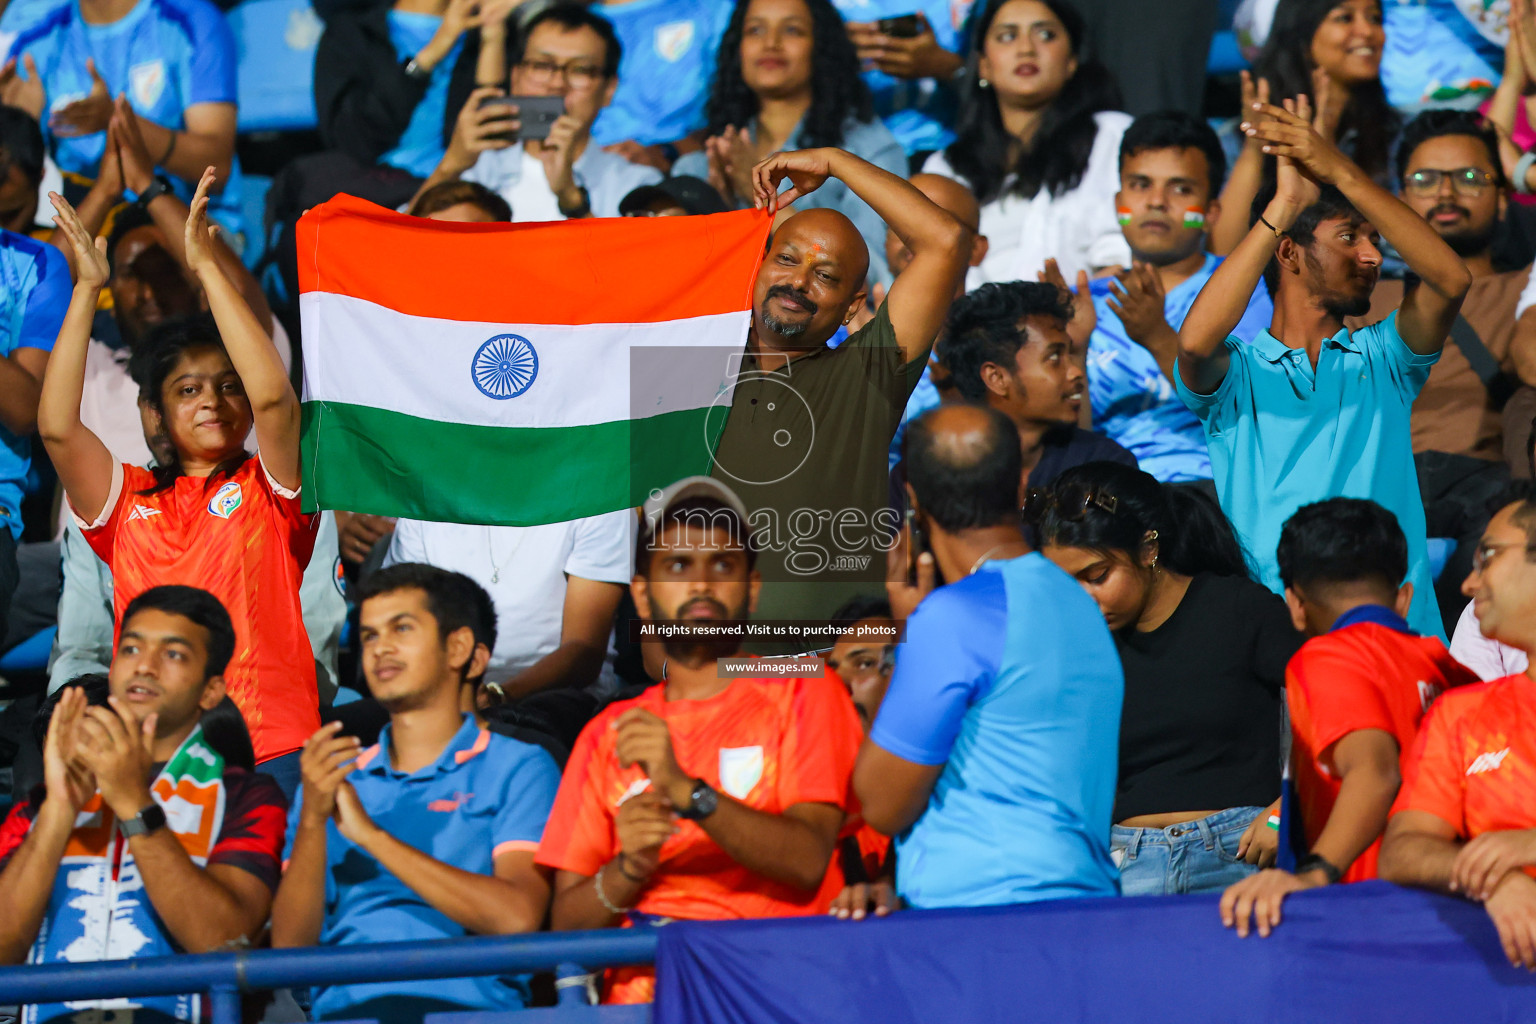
[1183,208,1206,230]
[1117,206,1132,226]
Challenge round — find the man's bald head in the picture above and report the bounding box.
[754,207,870,350]
[905,404,1024,533]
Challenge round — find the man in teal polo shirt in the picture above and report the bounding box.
[1174,98,1471,640]
[273,564,560,1022]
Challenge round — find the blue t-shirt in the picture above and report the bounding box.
[590,0,729,148]
[1381,1,1501,111]
[0,229,68,539]
[284,715,560,1019]
[5,0,245,237]
[1088,254,1273,482]
[377,10,459,179]
[870,553,1123,909]
[1174,312,1444,640]
[830,0,975,155]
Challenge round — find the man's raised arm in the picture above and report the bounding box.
[1178,152,1315,396]
[753,148,970,365]
[1245,100,1471,354]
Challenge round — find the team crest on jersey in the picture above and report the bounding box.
[207,481,243,519]
[129,60,167,110]
[654,21,695,62]
[719,746,764,800]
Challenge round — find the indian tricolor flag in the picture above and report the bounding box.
[297,195,770,526]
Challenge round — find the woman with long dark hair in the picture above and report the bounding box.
[673,0,906,279]
[1030,462,1302,895]
[1211,0,1398,255]
[921,0,1130,284]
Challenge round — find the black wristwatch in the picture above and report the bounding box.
[134,174,175,210]
[676,779,718,821]
[558,185,592,219]
[402,55,432,80]
[1296,852,1343,885]
[120,802,167,838]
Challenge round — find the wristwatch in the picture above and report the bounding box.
[134,174,175,210]
[1296,852,1343,885]
[120,802,167,838]
[676,779,719,821]
[402,55,432,80]
[558,185,592,219]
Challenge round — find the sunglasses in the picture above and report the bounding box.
[1022,485,1119,525]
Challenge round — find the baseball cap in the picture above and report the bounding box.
[641,476,748,539]
[619,176,732,218]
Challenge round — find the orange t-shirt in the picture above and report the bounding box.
[536,673,862,1003]
[1286,621,1476,882]
[75,457,320,763]
[1392,673,1536,845]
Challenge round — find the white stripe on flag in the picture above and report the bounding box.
[300,292,750,431]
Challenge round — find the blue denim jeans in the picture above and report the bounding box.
[1111,806,1266,896]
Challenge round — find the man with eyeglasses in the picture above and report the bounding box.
[1353,110,1536,634]
[410,2,661,221]
[1380,496,1536,971]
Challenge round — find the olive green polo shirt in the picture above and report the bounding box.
[709,306,925,628]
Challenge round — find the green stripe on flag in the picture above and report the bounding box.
[301,401,727,525]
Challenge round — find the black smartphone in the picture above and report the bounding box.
[878,13,922,37]
[508,94,565,141]
[905,506,933,587]
[477,96,517,144]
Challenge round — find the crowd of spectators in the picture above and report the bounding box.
[6,0,1536,1018]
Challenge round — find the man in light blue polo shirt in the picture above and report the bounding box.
[1089,111,1272,483]
[854,404,1122,909]
[1174,100,1472,641]
[273,564,560,1023]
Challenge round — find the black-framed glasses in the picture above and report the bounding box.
[1404,167,1497,196]
[1022,485,1118,525]
[517,58,606,89]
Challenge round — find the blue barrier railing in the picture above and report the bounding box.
[0,929,658,1024]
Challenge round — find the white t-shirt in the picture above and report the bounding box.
[923,110,1134,288]
[1449,599,1528,681]
[462,140,662,222]
[384,510,636,695]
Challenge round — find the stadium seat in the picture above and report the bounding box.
[228,0,322,133]
[1207,30,1249,75]
[1427,538,1456,582]
[0,626,54,675]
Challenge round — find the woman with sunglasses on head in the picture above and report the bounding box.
[1031,462,1303,895]
[920,0,1130,286]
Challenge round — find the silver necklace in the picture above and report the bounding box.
[485,526,515,584]
[968,543,1022,575]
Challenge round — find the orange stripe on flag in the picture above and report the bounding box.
[297,194,771,325]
